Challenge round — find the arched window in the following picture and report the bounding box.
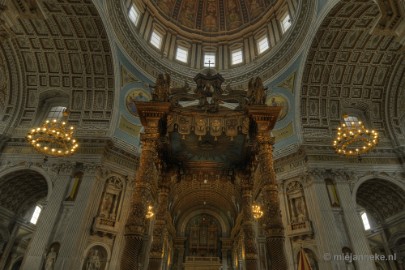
[360,211,371,230]
[35,91,69,125]
[30,205,42,225]
[46,106,66,120]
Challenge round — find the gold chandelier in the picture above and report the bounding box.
[333,116,378,156]
[252,203,263,219]
[145,205,154,219]
[26,115,79,157]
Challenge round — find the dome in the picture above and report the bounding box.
[149,0,286,39]
[108,0,312,87]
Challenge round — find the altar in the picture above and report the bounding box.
[183,256,222,270]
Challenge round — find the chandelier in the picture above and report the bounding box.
[26,114,79,157]
[333,116,378,156]
[145,205,154,219]
[252,203,263,219]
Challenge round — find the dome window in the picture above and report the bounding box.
[258,35,269,54]
[281,13,292,33]
[204,53,216,68]
[231,49,243,65]
[150,30,163,50]
[176,46,189,63]
[129,5,140,26]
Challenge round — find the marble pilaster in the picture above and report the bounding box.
[20,164,73,270]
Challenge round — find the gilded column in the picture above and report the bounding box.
[258,136,288,270]
[248,105,288,270]
[121,101,170,270]
[121,133,159,270]
[149,174,171,270]
[241,173,258,270]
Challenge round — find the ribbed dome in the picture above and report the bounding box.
[149,0,284,37]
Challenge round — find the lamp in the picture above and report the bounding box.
[26,111,79,157]
[333,116,378,156]
[145,205,154,219]
[252,203,263,219]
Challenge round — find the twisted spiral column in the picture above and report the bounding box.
[121,135,159,270]
[258,134,288,270]
[240,176,258,270]
[148,177,171,270]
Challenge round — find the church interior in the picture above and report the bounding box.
[0,0,405,269]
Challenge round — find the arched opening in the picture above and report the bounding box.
[356,179,405,269]
[0,169,49,269]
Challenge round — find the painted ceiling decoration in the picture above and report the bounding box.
[110,0,312,86]
[153,0,282,34]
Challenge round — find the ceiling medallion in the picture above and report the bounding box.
[333,115,378,157]
[252,203,263,219]
[26,111,79,157]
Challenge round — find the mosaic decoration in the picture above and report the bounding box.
[266,94,289,121]
[125,89,151,117]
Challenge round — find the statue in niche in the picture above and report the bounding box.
[295,197,307,221]
[247,77,266,105]
[342,247,356,270]
[100,193,113,218]
[85,250,101,270]
[287,181,308,223]
[152,73,171,102]
[44,247,57,270]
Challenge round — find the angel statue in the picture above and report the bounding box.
[152,73,171,102]
[247,77,266,105]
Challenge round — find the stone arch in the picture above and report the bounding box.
[389,232,405,265]
[178,208,230,237]
[354,178,405,222]
[0,165,53,199]
[352,175,405,207]
[0,168,50,215]
[0,225,10,254]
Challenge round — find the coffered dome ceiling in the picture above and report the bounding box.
[301,0,405,153]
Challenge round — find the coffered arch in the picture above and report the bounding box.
[0,0,115,137]
[356,179,405,222]
[300,0,404,151]
[170,178,238,231]
[0,169,48,214]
